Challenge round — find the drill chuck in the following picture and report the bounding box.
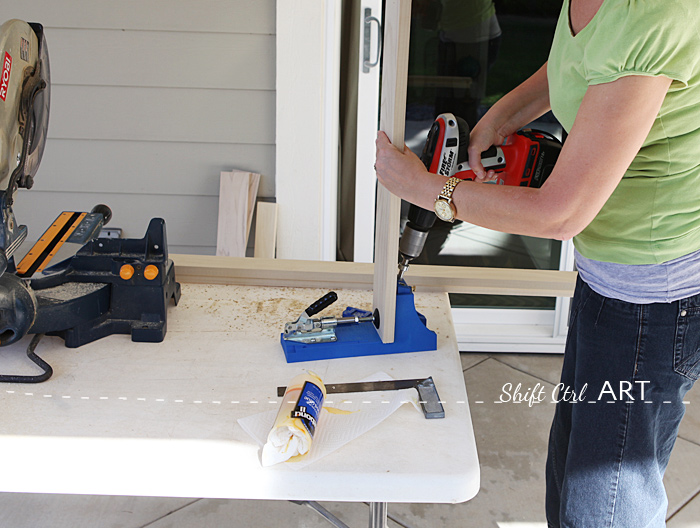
[399,224,430,260]
[397,223,431,281]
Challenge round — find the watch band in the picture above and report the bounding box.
[434,176,463,222]
[438,176,462,201]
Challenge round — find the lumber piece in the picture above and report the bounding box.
[245,174,261,238]
[373,0,412,344]
[216,171,261,257]
[253,202,278,258]
[171,254,577,298]
[172,255,372,290]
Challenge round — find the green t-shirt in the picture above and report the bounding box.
[548,0,700,264]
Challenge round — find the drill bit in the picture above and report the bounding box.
[397,255,411,282]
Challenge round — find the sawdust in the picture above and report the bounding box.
[175,284,376,338]
[36,282,107,301]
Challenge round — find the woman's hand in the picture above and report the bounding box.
[375,131,436,208]
[467,121,505,182]
[466,62,551,182]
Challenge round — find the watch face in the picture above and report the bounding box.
[434,199,455,222]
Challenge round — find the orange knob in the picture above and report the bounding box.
[144,265,159,280]
[119,264,135,280]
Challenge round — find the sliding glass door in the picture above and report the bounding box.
[350,1,571,352]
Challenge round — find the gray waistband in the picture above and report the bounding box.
[574,248,700,304]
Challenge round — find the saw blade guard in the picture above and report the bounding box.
[0,19,50,195]
[21,23,50,191]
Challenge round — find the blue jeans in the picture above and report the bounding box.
[546,278,699,527]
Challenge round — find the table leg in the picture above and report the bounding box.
[369,502,388,528]
[291,500,351,528]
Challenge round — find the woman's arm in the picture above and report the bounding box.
[467,63,552,180]
[375,74,672,240]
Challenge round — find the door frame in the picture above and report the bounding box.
[276,0,341,261]
[353,0,383,263]
[277,1,574,352]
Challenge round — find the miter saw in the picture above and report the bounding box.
[0,20,180,382]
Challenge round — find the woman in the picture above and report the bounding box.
[375,1,700,526]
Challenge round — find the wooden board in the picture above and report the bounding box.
[372,0,412,343]
[253,202,278,258]
[216,171,261,257]
[171,254,577,298]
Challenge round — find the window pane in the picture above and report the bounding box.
[405,1,562,310]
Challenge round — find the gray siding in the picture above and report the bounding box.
[4,1,276,255]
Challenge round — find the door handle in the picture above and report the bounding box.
[362,7,382,73]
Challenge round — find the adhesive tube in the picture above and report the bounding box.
[262,371,327,467]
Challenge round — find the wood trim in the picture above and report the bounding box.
[171,254,577,298]
[373,0,412,343]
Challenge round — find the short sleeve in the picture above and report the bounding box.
[584,0,700,87]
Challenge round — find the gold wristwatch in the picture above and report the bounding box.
[434,176,462,222]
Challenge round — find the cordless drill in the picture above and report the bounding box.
[397,113,562,281]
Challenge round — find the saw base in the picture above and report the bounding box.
[29,217,181,348]
[280,282,437,363]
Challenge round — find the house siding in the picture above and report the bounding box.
[4,0,276,255]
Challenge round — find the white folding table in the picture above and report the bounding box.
[0,283,479,527]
